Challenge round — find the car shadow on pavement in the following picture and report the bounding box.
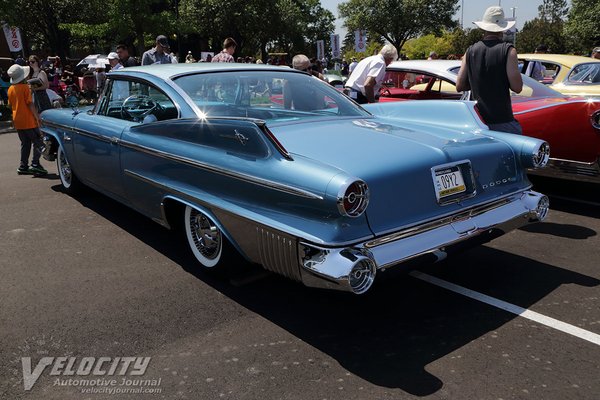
[520,222,597,239]
[55,185,600,397]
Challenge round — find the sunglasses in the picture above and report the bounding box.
[29,60,37,64]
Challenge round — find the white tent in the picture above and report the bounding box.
[76,54,109,67]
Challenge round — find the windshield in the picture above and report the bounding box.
[173,70,369,123]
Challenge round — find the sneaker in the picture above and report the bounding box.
[17,166,32,175]
[29,164,48,175]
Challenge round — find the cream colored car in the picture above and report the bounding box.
[519,54,600,97]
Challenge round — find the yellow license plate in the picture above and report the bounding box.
[434,166,466,198]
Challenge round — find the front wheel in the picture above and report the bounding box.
[57,145,81,193]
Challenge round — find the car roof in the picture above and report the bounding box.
[109,62,297,80]
[518,54,600,67]
[387,60,461,78]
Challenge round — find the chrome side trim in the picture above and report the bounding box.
[513,99,600,116]
[41,121,117,144]
[41,120,73,132]
[120,144,323,200]
[256,228,301,281]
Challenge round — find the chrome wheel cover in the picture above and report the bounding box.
[57,147,72,188]
[184,206,222,267]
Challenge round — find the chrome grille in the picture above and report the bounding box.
[257,228,301,281]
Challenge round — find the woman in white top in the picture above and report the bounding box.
[28,55,52,112]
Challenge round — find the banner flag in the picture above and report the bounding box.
[2,24,23,52]
[316,40,325,60]
[354,30,367,53]
[330,34,340,59]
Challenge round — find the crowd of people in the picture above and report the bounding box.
[2,6,600,177]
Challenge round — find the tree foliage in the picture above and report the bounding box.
[338,0,459,52]
[564,0,600,53]
[538,0,568,23]
[516,18,566,54]
[0,0,334,60]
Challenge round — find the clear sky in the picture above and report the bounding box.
[321,0,555,38]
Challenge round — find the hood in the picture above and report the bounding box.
[269,118,526,235]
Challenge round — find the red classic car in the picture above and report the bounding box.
[379,60,600,183]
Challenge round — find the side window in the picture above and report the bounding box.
[97,79,177,122]
[568,63,600,83]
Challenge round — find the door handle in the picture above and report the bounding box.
[110,137,119,145]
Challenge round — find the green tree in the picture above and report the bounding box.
[338,0,459,52]
[516,18,566,54]
[564,0,600,53]
[516,0,568,54]
[538,0,568,23]
[181,0,333,61]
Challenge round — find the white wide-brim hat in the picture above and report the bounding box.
[473,6,516,32]
[7,64,30,84]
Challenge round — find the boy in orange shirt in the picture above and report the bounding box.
[7,64,48,175]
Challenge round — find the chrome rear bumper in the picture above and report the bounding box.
[299,190,549,294]
[528,157,600,183]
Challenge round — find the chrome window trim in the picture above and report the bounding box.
[97,76,183,120]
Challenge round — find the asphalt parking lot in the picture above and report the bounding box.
[0,130,599,400]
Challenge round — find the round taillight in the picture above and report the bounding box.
[532,141,550,168]
[337,180,369,217]
[591,110,600,130]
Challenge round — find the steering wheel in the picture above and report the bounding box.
[121,95,160,122]
[380,87,392,97]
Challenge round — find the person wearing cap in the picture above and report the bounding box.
[211,37,237,63]
[592,47,600,60]
[141,35,178,65]
[107,52,122,71]
[6,64,47,175]
[344,44,398,104]
[456,6,523,134]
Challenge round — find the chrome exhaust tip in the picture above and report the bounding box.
[299,246,377,294]
[522,191,550,222]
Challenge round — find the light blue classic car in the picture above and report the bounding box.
[41,63,550,294]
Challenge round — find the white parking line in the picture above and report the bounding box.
[409,271,600,346]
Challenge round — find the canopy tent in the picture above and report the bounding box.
[76,54,109,68]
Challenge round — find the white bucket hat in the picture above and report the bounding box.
[7,64,30,84]
[473,6,516,32]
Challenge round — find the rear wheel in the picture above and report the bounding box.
[184,205,227,271]
[57,146,81,193]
